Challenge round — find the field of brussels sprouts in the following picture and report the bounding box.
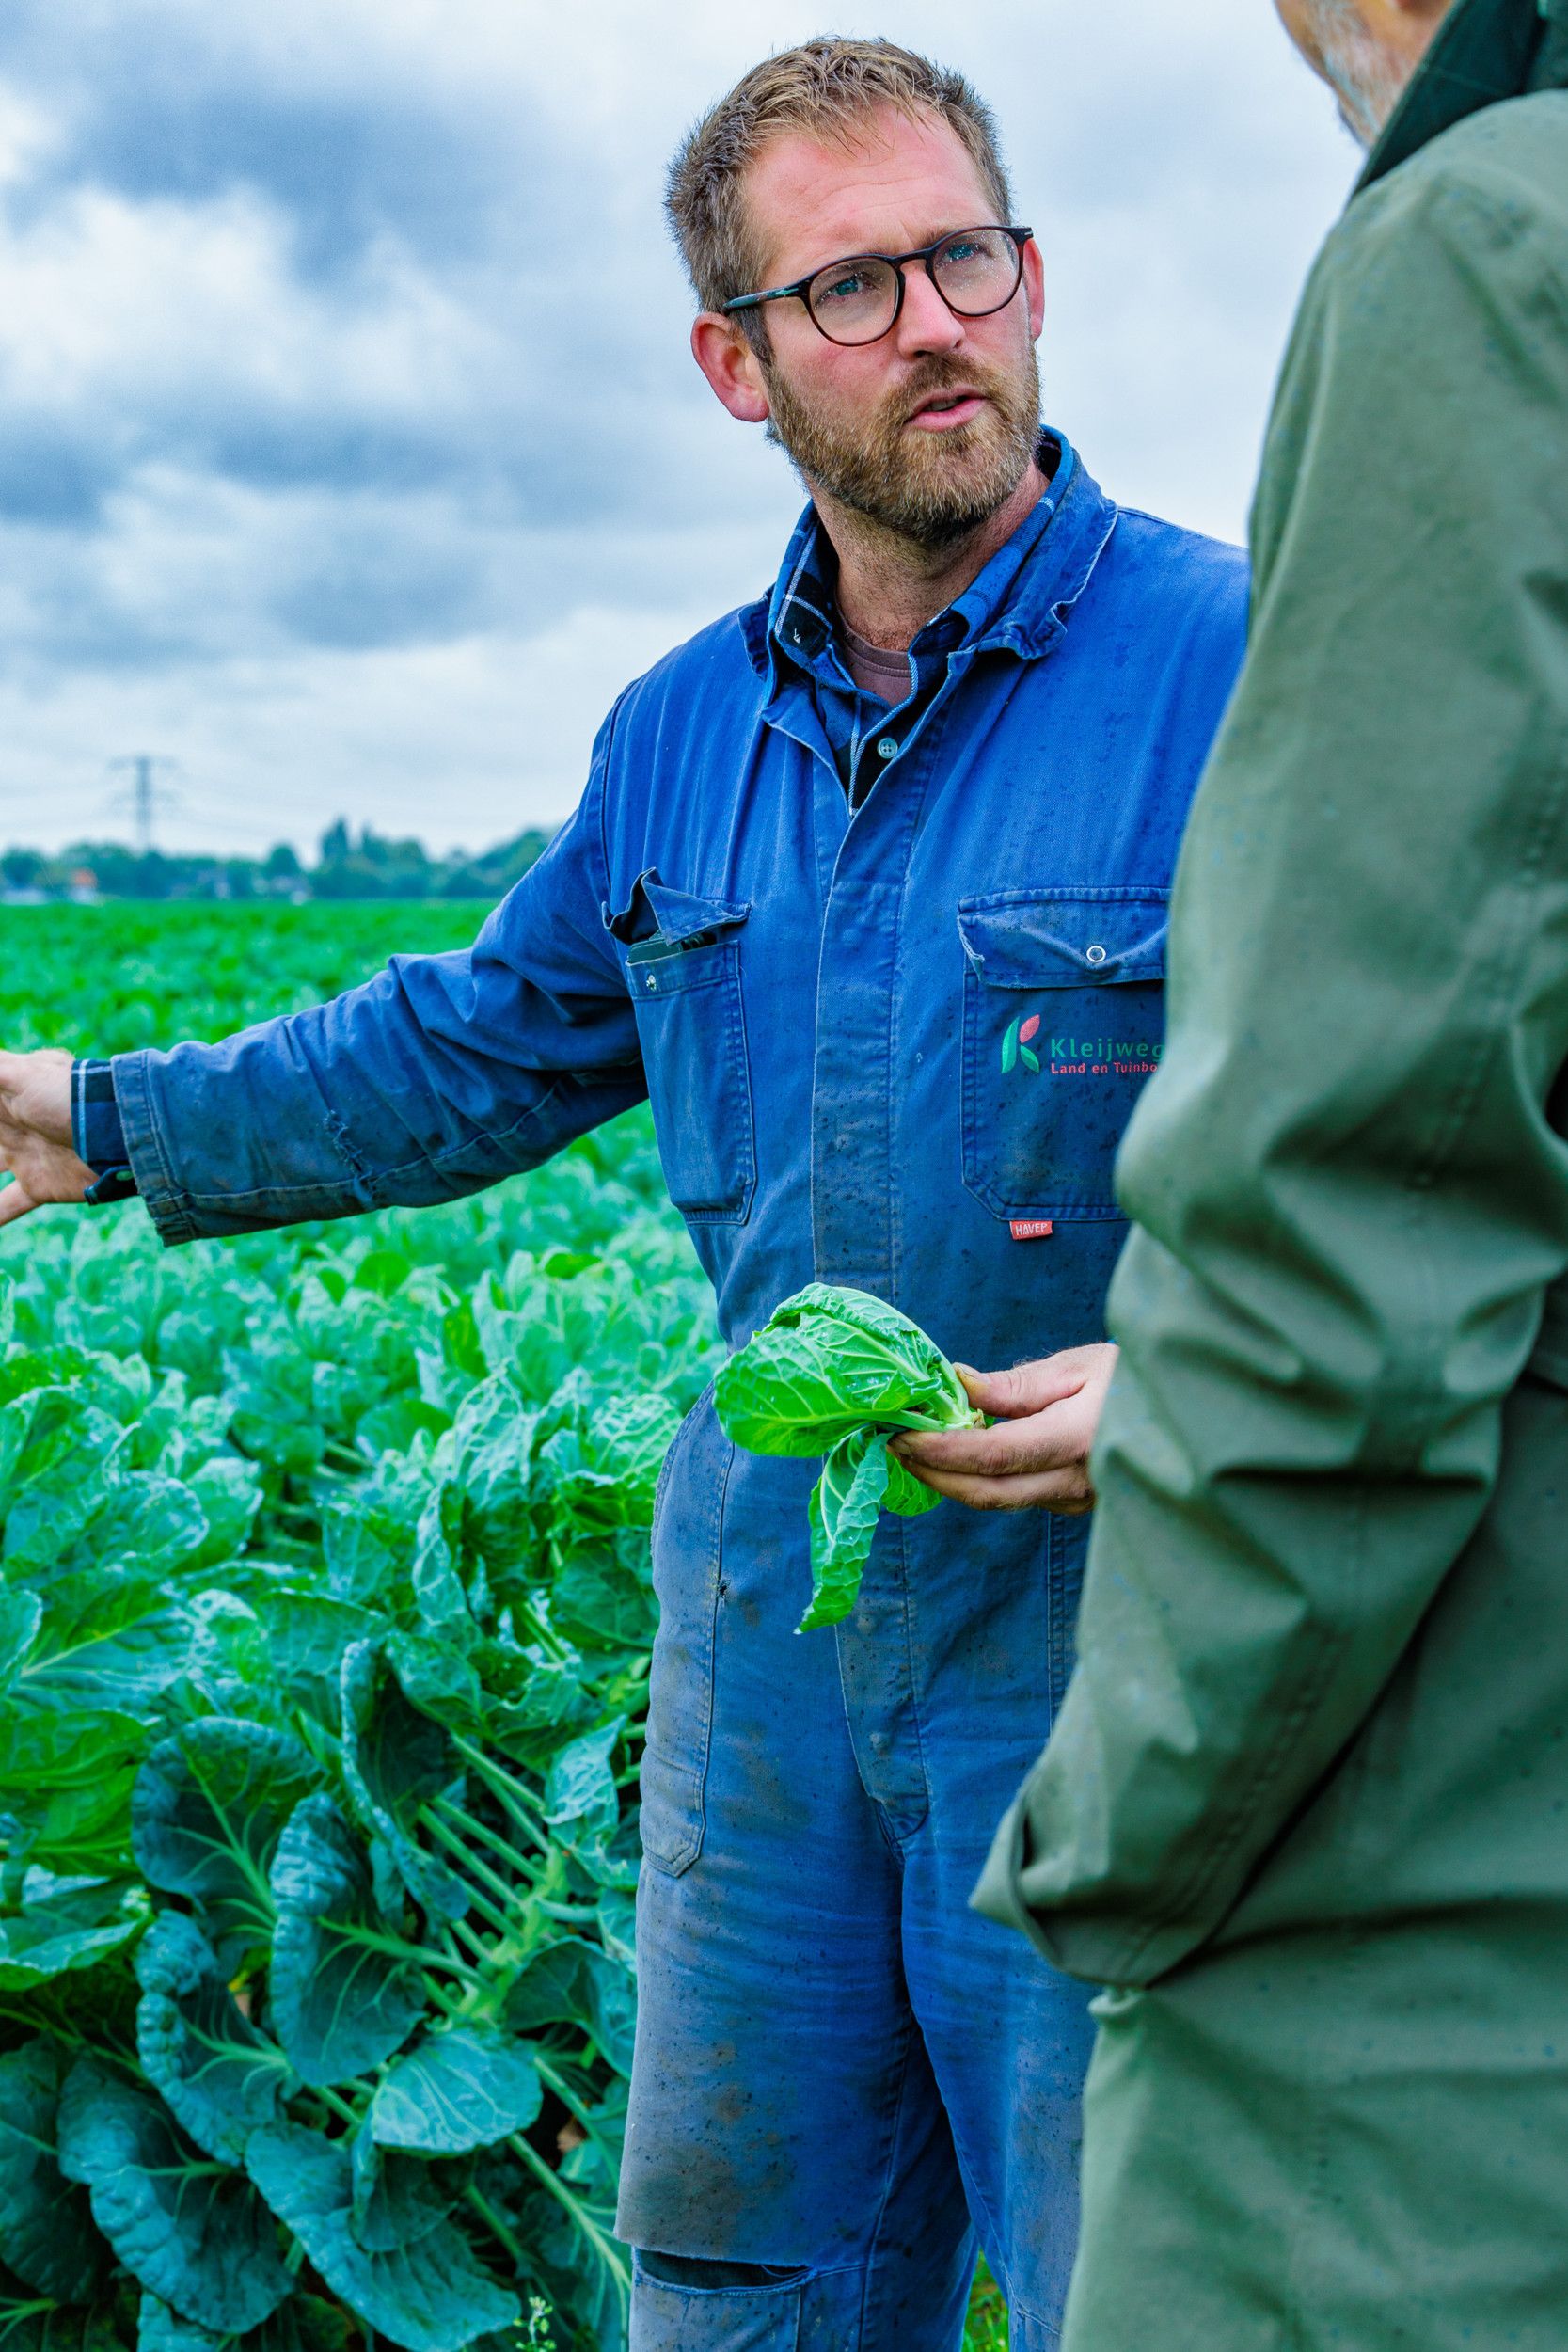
[0,901,1007,2352]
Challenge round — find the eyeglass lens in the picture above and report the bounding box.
[806,229,1022,347]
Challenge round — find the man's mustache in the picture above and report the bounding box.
[885,360,1006,431]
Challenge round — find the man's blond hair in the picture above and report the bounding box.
[666,37,1014,317]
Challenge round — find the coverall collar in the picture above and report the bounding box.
[1357,0,1568,195]
[741,428,1118,691]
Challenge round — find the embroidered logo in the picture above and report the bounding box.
[1001,1014,1041,1075]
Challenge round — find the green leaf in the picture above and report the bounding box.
[715,1283,973,1459]
[450,1376,538,1572]
[135,1911,293,2165]
[502,1939,637,2077]
[596,1890,637,1972]
[250,1591,381,1732]
[882,1449,943,1519]
[12,1575,192,1717]
[474,1648,597,1771]
[410,1486,468,1632]
[245,2122,520,2352]
[550,1539,657,1656]
[132,1720,321,1958]
[321,1500,415,1609]
[559,1396,680,1534]
[339,1643,467,1923]
[220,1343,324,1477]
[558,2075,627,2200]
[542,1721,622,1837]
[800,1430,891,1632]
[184,1458,264,1567]
[56,2058,292,2335]
[0,2040,104,2302]
[352,1248,416,1298]
[0,1871,150,1992]
[1001,1015,1021,1075]
[136,2291,356,2352]
[356,1396,451,1456]
[0,1592,41,1696]
[269,1795,423,2086]
[0,1348,101,1409]
[0,1708,148,1876]
[347,2128,459,2253]
[715,1285,975,1630]
[90,1473,211,1578]
[385,1629,482,1728]
[370,2026,542,2154]
[0,2266,120,2352]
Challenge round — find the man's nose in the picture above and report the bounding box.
[892,264,966,359]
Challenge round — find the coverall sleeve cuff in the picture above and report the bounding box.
[110,1049,202,1248]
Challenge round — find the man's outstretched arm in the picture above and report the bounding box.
[0,719,645,1245]
[976,147,1568,1982]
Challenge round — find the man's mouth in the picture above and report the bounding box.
[907,388,988,432]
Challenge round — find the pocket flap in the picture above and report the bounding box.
[606,868,752,953]
[958,891,1168,990]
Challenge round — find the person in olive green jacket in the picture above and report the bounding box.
[972,0,1568,2343]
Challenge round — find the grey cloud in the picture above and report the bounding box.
[0,0,1354,855]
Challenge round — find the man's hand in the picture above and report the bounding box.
[892,1343,1118,1515]
[0,1050,93,1230]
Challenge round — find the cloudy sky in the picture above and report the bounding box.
[0,0,1358,861]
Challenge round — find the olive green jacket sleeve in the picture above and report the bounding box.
[978,106,1568,1985]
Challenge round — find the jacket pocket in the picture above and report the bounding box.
[958,886,1169,1219]
[639,1388,730,1879]
[613,875,756,1224]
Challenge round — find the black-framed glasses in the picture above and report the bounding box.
[722,224,1033,349]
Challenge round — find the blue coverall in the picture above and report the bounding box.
[102,437,1248,2349]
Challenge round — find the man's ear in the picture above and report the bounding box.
[1022,237,1045,343]
[690,313,771,424]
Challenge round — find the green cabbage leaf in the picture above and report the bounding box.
[715,1285,980,1629]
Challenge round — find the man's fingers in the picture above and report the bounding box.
[898,1461,1095,1515]
[958,1357,1086,1419]
[896,1399,1088,1477]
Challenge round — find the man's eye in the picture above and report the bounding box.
[819,271,871,303]
[944,241,983,263]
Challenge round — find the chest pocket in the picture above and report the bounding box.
[610,873,757,1224]
[957,887,1169,1220]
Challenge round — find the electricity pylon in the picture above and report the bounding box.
[107,755,182,853]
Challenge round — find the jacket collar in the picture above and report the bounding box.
[740,429,1119,683]
[1357,0,1567,194]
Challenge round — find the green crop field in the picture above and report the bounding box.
[0,899,1008,2352]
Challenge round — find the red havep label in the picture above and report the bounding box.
[1009,1219,1055,1242]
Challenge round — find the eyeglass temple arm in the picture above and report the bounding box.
[721,284,803,315]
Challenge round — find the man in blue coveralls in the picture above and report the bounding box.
[0,39,1247,2350]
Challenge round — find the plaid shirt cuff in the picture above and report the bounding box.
[72,1059,137,1201]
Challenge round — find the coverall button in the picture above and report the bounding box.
[875,736,898,760]
[1085,944,1108,965]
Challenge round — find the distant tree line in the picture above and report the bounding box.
[0,820,554,903]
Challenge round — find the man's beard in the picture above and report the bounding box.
[1305,0,1410,147]
[762,344,1042,554]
